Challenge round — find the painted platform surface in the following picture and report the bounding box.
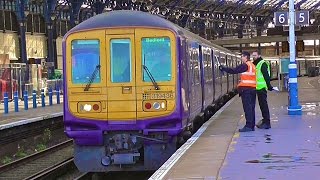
[0,96,63,130]
[150,76,320,180]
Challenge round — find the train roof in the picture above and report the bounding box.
[67,10,233,54]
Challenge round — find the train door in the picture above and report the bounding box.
[213,50,222,101]
[180,37,190,125]
[199,44,205,111]
[189,42,202,117]
[210,49,216,102]
[226,54,233,93]
[220,52,228,96]
[106,31,137,121]
[232,55,236,90]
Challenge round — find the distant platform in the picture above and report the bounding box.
[0,96,63,130]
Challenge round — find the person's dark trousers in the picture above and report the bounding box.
[240,88,256,129]
[257,89,270,124]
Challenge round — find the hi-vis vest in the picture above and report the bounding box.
[238,61,256,88]
[256,60,271,90]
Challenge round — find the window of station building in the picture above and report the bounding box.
[142,37,172,82]
[71,40,101,84]
[110,39,132,83]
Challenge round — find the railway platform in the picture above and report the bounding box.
[150,76,320,180]
[0,96,63,130]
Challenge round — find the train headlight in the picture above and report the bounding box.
[83,104,92,111]
[143,100,167,111]
[161,102,166,109]
[153,102,161,110]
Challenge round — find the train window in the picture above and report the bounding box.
[110,39,132,83]
[142,37,172,82]
[71,40,100,84]
[193,51,200,84]
[207,52,212,81]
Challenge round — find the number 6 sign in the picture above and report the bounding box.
[274,12,288,26]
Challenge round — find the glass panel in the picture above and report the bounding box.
[142,37,172,82]
[71,40,100,84]
[110,39,131,83]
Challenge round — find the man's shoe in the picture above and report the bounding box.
[239,126,254,132]
[256,122,271,129]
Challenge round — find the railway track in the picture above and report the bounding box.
[0,139,74,179]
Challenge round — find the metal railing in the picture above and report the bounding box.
[0,63,63,102]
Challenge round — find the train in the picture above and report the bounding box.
[62,10,319,172]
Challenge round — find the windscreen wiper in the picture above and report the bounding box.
[84,65,101,91]
[143,54,160,90]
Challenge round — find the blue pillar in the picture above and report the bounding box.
[41,89,45,107]
[49,88,53,106]
[33,90,37,108]
[56,88,60,104]
[4,92,9,114]
[14,91,19,112]
[24,90,28,110]
[288,0,302,115]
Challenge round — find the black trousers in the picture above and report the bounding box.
[240,88,256,129]
[256,89,270,123]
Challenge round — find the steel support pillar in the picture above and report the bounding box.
[18,21,27,64]
[288,0,302,115]
[53,38,58,69]
[47,23,54,64]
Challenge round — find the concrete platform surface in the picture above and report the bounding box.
[0,96,63,130]
[150,76,320,180]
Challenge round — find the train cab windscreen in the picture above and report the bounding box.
[71,40,101,84]
[142,37,172,82]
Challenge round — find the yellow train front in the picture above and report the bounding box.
[63,10,235,172]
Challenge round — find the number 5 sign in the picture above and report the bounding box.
[274,11,309,26]
[295,11,309,25]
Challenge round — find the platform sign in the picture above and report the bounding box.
[295,11,309,26]
[280,58,290,74]
[274,12,289,26]
[274,11,309,26]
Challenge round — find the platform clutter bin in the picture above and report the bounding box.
[315,66,319,76]
[307,67,319,77]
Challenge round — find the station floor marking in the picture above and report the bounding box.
[149,97,237,180]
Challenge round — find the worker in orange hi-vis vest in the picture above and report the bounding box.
[219,51,256,132]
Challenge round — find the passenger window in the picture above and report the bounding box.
[110,39,131,83]
[71,40,100,84]
[193,51,200,84]
[208,53,212,80]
